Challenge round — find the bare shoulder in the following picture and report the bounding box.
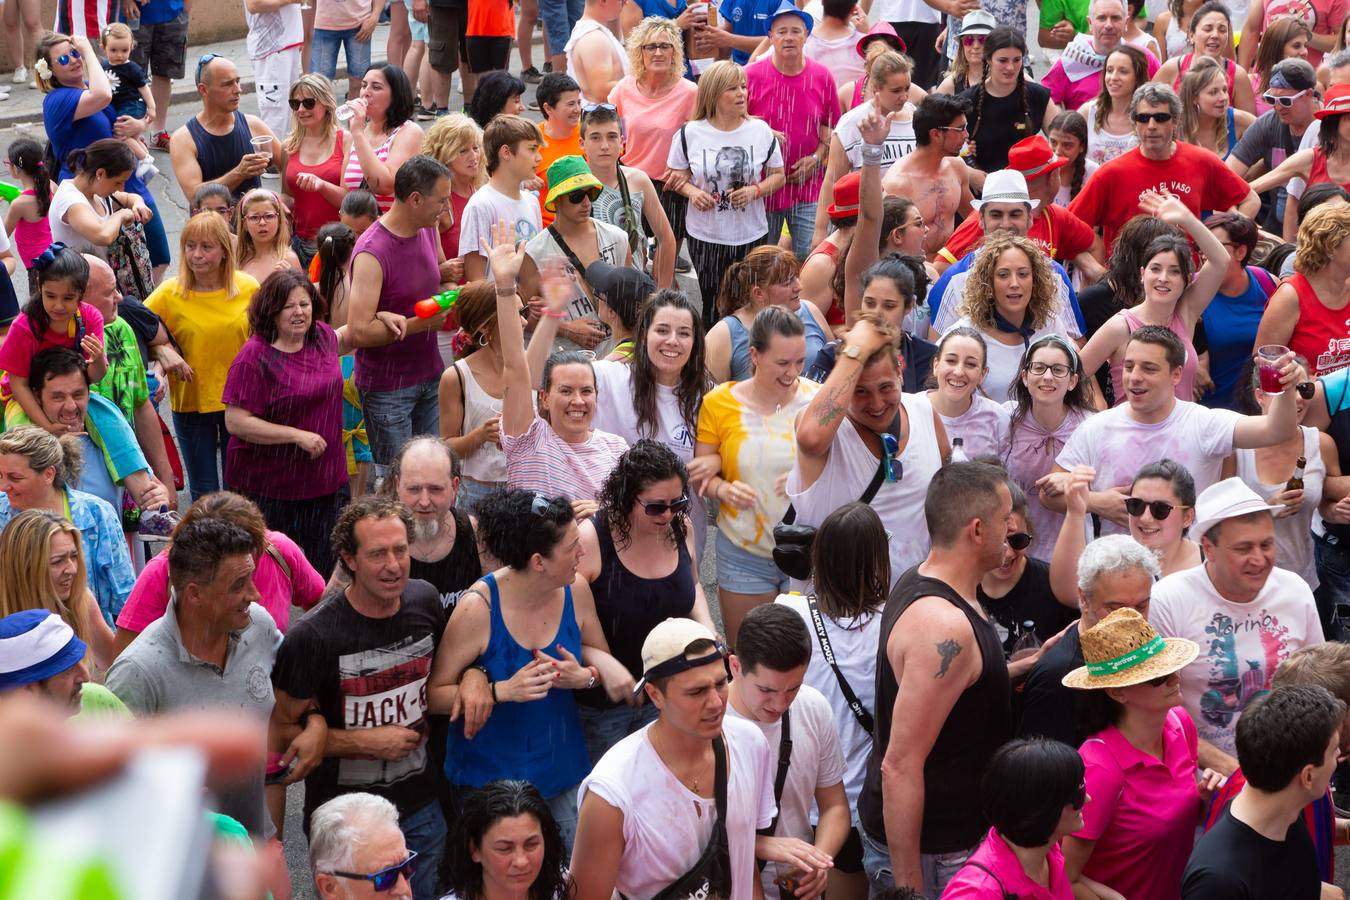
[890,594,977,660]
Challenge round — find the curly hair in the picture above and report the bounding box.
[422,113,488,191]
[626,16,685,86]
[1295,203,1350,274]
[597,440,690,551]
[438,780,573,900]
[331,495,415,576]
[475,489,574,570]
[629,290,707,440]
[248,268,326,344]
[957,232,1058,331]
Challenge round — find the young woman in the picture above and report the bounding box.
[1153,0,1206,60]
[282,73,347,266]
[959,27,1060,189]
[1155,2,1258,114]
[341,63,425,213]
[1079,45,1147,166]
[46,139,150,259]
[234,189,302,284]
[1128,458,1204,576]
[799,188,917,329]
[1179,57,1254,158]
[936,15,988,96]
[1248,17,1312,116]
[695,307,818,645]
[1047,111,1096,207]
[1199,211,1278,409]
[438,780,572,900]
[925,327,1010,459]
[439,283,507,514]
[1241,0,1338,72]
[839,28,923,110]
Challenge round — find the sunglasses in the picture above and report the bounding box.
[1261,88,1310,108]
[640,42,674,52]
[881,432,904,483]
[638,495,691,516]
[55,47,82,66]
[195,51,221,85]
[1007,531,1032,551]
[329,851,419,892]
[1132,111,1174,124]
[531,494,565,517]
[961,34,986,46]
[1146,672,1173,687]
[561,190,594,205]
[1073,782,1087,810]
[1124,497,1188,520]
[288,96,319,110]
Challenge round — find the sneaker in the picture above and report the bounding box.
[137,507,180,538]
[135,158,159,184]
[674,256,691,274]
[520,65,542,84]
[434,107,449,117]
[415,103,436,121]
[151,130,171,152]
[262,171,280,179]
[12,65,27,85]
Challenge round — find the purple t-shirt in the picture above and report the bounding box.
[351,220,443,393]
[222,323,346,499]
[745,55,840,212]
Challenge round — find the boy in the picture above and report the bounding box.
[458,115,543,281]
[535,72,585,228]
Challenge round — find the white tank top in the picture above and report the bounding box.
[1083,103,1140,166]
[1234,426,1323,589]
[454,359,507,483]
[787,392,942,589]
[565,19,631,104]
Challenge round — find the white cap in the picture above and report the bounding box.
[1192,477,1284,542]
[633,618,724,695]
[971,169,1040,211]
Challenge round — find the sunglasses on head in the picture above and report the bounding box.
[1007,531,1032,551]
[881,432,904,483]
[195,51,221,85]
[638,495,690,516]
[1124,497,1188,520]
[288,96,319,110]
[531,494,565,517]
[329,851,418,892]
[56,47,82,66]
[1132,111,1174,124]
[1261,88,1310,108]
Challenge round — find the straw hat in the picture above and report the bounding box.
[1062,608,1198,690]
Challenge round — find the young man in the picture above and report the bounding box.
[580,105,677,288]
[571,618,775,900]
[728,604,850,900]
[565,0,629,104]
[535,73,586,228]
[881,93,974,258]
[459,115,543,281]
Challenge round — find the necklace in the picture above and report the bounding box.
[651,723,713,794]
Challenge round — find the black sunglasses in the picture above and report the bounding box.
[1007,531,1032,551]
[1124,497,1188,520]
[1297,381,1316,400]
[1132,111,1174,124]
[1073,782,1087,810]
[638,495,690,516]
[330,851,418,892]
[289,96,319,110]
[1146,672,1173,687]
[561,190,594,205]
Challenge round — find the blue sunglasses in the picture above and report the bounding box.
[330,850,418,892]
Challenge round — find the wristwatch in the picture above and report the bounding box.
[841,344,863,361]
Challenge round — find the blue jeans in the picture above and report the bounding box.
[860,826,974,899]
[399,801,447,900]
[172,409,229,501]
[766,201,818,261]
[1315,531,1350,640]
[547,782,581,854]
[142,194,170,267]
[312,27,374,81]
[539,0,583,55]
[362,378,441,474]
[577,701,660,765]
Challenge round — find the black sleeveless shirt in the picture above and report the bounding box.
[408,509,481,613]
[858,566,1012,853]
[186,110,261,197]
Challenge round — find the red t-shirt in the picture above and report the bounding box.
[938,204,1095,265]
[439,189,472,264]
[1068,143,1251,253]
[1284,272,1350,376]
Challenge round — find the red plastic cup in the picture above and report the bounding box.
[1257,344,1290,394]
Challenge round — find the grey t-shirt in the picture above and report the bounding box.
[524,220,630,356]
[1230,110,1302,230]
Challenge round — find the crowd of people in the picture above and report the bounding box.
[5,0,1350,897]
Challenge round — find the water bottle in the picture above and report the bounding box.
[1010,620,1041,661]
[335,103,355,124]
[949,437,969,463]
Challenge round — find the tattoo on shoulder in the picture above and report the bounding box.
[934,639,962,679]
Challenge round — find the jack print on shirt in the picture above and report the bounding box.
[337,632,434,788]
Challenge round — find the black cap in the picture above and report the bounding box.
[584,260,656,327]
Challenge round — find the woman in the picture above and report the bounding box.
[1247,17,1312,115]
[341,63,425,214]
[1047,112,1095,207]
[427,488,624,848]
[0,509,114,673]
[926,328,1010,459]
[37,31,169,275]
[145,212,261,500]
[1079,45,1146,166]
[469,71,527,130]
[943,232,1075,402]
[576,441,714,760]
[839,23,920,110]
[439,282,507,514]
[1249,87,1350,211]
[438,780,571,900]
[1241,0,1339,71]
[1079,192,1228,405]
[282,73,347,267]
[112,490,324,654]
[1252,202,1350,378]
[776,502,887,900]
[1004,335,1093,562]
[1123,0,1162,58]
[423,114,486,270]
[0,426,132,627]
[1062,608,1218,900]
[46,139,150,259]
[1153,0,1207,60]
[941,738,1085,899]
[234,189,303,284]
[222,270,351,576]
[936,14,989,96]
[667,60,786,327]
[1178,57,1254,158]
[1199,211,1278,409]
[1155,2,1258,114]
[1316,18,1350,87]
[705,246,831,384]
[696,307,818,644]
[959,28,1060,189]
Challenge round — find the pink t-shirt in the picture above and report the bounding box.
[608,76,698,182]
[746,55,840,212]
[1073,708,1202,900]
[501,415,628,502]
[0,301,106,391]
[1042,47,1161,113]
[114,530,326,635]
[940,828,1073,899]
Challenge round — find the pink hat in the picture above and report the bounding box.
[857,20,906,58]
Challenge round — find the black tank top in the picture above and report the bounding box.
[186,111,261,197]
[408,509,481,613]
[858,566,1012,853]
[577,508,696,709]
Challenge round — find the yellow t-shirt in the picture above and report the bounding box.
[145,271,259,414]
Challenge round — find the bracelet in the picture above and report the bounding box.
[861,143,885,166]
[541,309,566,319]
[495,286,518,296]
[752,183,760,198]
[489,680,499,702]
[585,666,599,690]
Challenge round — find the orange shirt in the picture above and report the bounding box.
[467,0,513,37]
[535,124,583,228]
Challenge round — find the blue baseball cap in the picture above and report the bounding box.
[769,0,813,33]
[0,609,87,691]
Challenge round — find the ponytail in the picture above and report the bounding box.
[315,222,356,323]
[65,139,135,183]
[7,138,51,217]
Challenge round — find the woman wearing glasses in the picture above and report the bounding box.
[575,440,714,761]
[234,188,302,284]
[282,74,348,268]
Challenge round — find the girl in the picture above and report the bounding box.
[313,222,370,496]
[1248,17,1312,115]
[936,14,988,96]
[1080,45,1147,166]
[1154,0,1207,61]
[191,183,234,225]
[438,281,507,513]
[961,27,1060,189]
[0,246,107,432]
[837,38,926,113]
[1047,111,1096,206]
[4,138,53,270]
[234,189,301,284]
[925,327,1011,459]
[1179,56,1254,158]
[1123,0,1162,58]
[1155,2,1258,114]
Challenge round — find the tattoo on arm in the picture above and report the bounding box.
[816,395,847,427]
[935,639,962,679]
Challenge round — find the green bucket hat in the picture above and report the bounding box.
[544,155,603,212]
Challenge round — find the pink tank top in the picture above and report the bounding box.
[14,189,52,269]
[1109,308,1198,404]
[342,122,405,213]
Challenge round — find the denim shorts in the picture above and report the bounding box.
[312,27,374,81]
[715,528,787,595]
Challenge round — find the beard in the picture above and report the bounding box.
[412,515,444,543]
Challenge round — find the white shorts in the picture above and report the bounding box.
[253,46,302,142]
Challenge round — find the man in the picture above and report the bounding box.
[728,605,850,900]
[1042,0,1159,109]
[935,135,1103,281]
[534,73,585,228]
[565,0,629,105]
[169,54,286,202]
[459,115,543,282]
[1047,327,1304,536]
[132,0,191,150]
[242,0,304,143]
[347,155,455,477]
[803,0,864,90]
[571,618,775,900]
[421,0,459,117]
[1284,51,1350,239]
[0,609,124,717]
[859,461,1013,897]
[747,1,839,261]
[1227,58,1320,232]
[271,497,447,900]
[1069,83,1259,252]
[1150,478,1325,773]
[1182,686,1341,899]
[311,793,418,900]
[881,93,973,258]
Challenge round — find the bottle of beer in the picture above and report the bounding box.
[950,437,969,463]
[1287,457,1307,492]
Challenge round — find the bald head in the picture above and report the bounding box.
[81,254,119,320]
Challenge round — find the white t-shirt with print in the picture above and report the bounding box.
[579,715,776,900]
[524,220,629,355]
[48,179,109,259]
[1150,563,1324,757]
[457,183,543,273]
[591,359,695,463]
[667,117,784,246]
[835,100,916,172]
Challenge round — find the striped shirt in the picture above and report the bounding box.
[501,416,628,502]
[342,122,406,213]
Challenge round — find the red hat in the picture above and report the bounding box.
[827,172,861,219]
[857,20,906,59]
[1006,135,1071,181]
[1316,84,1350,119]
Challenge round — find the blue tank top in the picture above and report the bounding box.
[443,572,591,797]
[186,111,261,197]
[727,303,828,382]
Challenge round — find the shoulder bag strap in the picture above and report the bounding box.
[713,733,728,822]
[547,224,588,278]
[959,859,1016,900]
[756,709,793,840]
[264,542,292,582]
[780,412,899,527]
[615,167,643,259]
[806,594,874,734]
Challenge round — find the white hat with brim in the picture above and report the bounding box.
[970,169,1040,211]
[1062,608,1200,690]
[1191,477,1286,543]
[632,618,725,696]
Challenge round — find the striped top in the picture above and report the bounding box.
[342,122,406,213]
[500,416,629,502]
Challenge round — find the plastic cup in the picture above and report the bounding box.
[335,103,355,123]
[250,135,273,161]
[1257,344,1290,394]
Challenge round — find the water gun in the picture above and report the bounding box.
[413,288,461,319]
[0,182,20,203]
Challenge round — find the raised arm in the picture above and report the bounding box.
[796,316,895,459]
[483,220,541,439]
[844,110,891,319]
[71,36,114,119]
[1232,351,1305,448]
[1136,191,1229,328]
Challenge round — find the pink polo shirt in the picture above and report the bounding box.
[940,828,1073,899]
[115,530,326,635]
[1073,707,1202,900]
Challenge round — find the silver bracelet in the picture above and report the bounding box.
[861,143,885,166]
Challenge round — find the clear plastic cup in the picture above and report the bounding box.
[335,103,355,123]
[1257,344,1291,394]
[249,135,273,162]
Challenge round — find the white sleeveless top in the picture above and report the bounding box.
[1234,426,1323,589]
[786,392,942,589]
[454,359,507,483]
[1164,16,1188,60]
[565,19,631,104]
[1083,103,1140,166]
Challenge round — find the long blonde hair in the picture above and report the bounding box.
[0,510,94,652]
[1179,56,1229,153]
[235,189,292,268]
[284,73,339,155]
[421,114,487,190]
[692,60,748,122]
[179,211,240,296]
[626,16,686,86]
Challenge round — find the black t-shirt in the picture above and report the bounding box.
[117,296,164,372]
[959,81,1052,174]
[977,557,1077,657]
[1182,802,1321,899]
[1016,621,1084,747]
[103,59,147,110]
[407,509,481,612]
[271,581,447,823]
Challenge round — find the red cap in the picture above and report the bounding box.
[1316,84,1350,119]
[857,20,906,59]
[1006,134,1071,181]
[827,172,861,219]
